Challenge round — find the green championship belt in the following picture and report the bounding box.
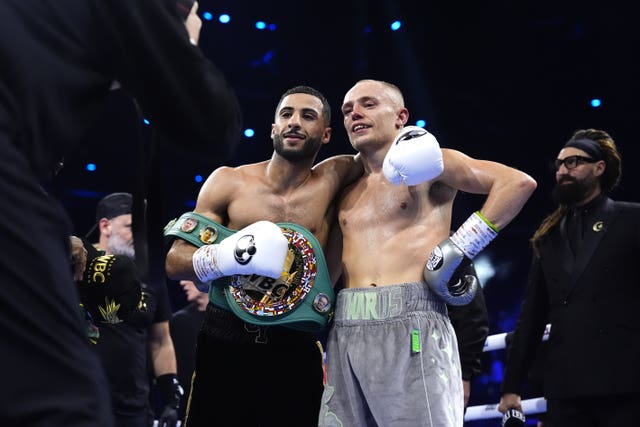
[164,212,334,332]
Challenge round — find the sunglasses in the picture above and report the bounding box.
[552,155,597,171]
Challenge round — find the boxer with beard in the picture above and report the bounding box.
[164,85,365,427]
[500,129,640,426]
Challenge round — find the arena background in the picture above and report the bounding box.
[49,2,639,424]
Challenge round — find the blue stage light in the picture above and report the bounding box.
[244,128,255,138]
[255,21,266,30]
[143,118,150,125]
[415,119,426,128]
[219,14,230,24]
[590,98,601,108]
[202,12,213,21]
[86,163,96,172]
[391,20,402,31]
[195,175,203,183]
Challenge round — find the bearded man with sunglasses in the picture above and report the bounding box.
[499,129,640,426]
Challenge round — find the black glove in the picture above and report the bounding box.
[502,408,526,427]
[156,373,184,427]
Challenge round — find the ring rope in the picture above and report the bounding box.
[464,323,551,421]
[464,397,547,421]
[482,323,550,352]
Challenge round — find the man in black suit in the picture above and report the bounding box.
[499,128,640,426]
[0,1,239,425]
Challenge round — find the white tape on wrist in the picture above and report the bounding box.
[192,244,223,283]
[450,211,498,259]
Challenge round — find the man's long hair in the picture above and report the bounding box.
[530,129,622,255]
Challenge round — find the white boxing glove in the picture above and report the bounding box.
[192,221,288,283]
[383,126,444,186]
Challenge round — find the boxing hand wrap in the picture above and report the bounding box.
[383,126,443,186]
[192,220,288,283]
[424,212,498,305]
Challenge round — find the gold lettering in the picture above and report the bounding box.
[89,256,112,283]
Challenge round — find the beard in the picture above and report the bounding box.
[273,133,322,162]
[552,174,599,206]
[108,232,135,260]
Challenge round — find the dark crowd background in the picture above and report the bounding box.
[49,2,640,425]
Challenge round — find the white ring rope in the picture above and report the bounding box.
[464,324,551,422]
[464,397,547,421]
[482,323,550,352]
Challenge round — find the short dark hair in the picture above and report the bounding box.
[277,85,331,125]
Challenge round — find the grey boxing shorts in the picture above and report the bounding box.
[319,282,464,427]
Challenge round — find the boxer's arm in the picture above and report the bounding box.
[437,149,536,229]
[313,153,363,192]
[424,150,536,304]
[166,166,288,283]
[165,167,235,281]
[165,239,201,282]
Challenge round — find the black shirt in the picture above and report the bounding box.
[566,193,608,256]
[94,280,172,417]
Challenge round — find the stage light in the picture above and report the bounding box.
[473,255,496,288]
[143,118,150,125]
[202,12,213,21]
[390,20,402,31]
[268,23,277,31]
[415,119,426,128]
[194,174,203,183]
[590,98,601,108]
[86,163,96,172]
[255,21,266,30]
[219,14,230,24]
[244,128,255,138]
[262,50,274,64]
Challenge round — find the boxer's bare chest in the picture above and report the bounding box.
[227,179,333,238]
[339,175,420,235]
